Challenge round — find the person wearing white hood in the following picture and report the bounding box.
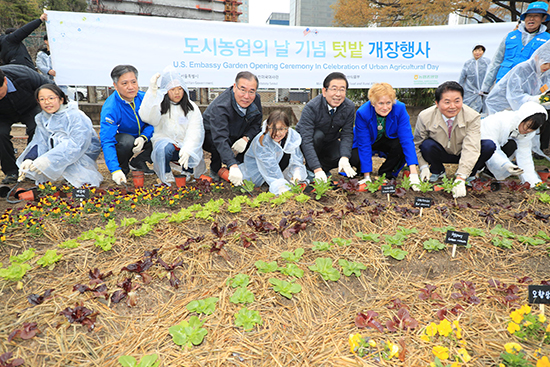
[17,84,102,187]
[481,101,546,187]
[139,71,205,185]
[239,110,307,195]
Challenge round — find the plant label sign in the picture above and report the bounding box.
[445,231,469,246]
[381,184,396,194]
[528,285,550,304]
[72,188,90,200]
[414,197,433,208]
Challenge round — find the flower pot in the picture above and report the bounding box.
[174,174,187,188]
[402,170,410,178]
[538,171,550,181]
[15,188,35,201]
[217,167,230,182]
[199,174,213,183]
[132,171,144,188]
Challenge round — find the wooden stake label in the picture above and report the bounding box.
[414,197,433,208]
[381,184,396,194]
[528,285,550,304]
[72,188,90,200]
[445,231,469,246]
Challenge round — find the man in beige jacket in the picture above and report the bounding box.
[413,81,496,198]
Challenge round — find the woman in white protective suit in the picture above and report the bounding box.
[239,110,307,195]
[17,84,102,187]
[481,101,546,187]
[139,71,205,185]
[458,45,490,113]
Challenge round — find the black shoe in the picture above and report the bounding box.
[129,160,154,175]
[1,174,17,184]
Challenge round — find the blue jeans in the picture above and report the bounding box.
[164,144,192,174]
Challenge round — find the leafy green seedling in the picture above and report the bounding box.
[312,241,332,251]
[234,307,263,331]
[104,219,118,236]
[332,237,352,247]
[269,278,302,299]
[228,196,249,213]
[365,175,386,193]
[399,175,413,190]
[195,209,213,221]
[423,239,446,252]
[432,226,456,233]
[355,232,380,242]
[142,212,169,226]
[338,259,367,277]
[120,217,138,227]
[396,226,418,236]
[10,248,36,263]
[281,248,304,263]
[536,231,550,241]
[517,236,545,246]
[311,177,332,200]
[416,180,434,193]
[36,249,62,268]
[118,353,160,367]
[492,237,514,249]
[227,274,250,288]
[255,260,279,273]
[95,235,115,251]
[168,208,193,223]
[537,192,550,204]
[439,176,459,193]
[249,192,275,208]
[294,193,310,203]
[462,227,486,237]
[186,297,219,315]
[287,181,305,194]
[229,287,255,304]
[239,179,255,194]
[58,239,80,249]
[0,263,31,281]
[129,223,153,237]
[308,257,340,281]
[78,230,97,241]
[169,316,208,349]
[270,191,294,206]
[278,263,304,278]
[384,233,406,246]
[203,198,225,213]
[490,224,515,239]
[381,244,408,260]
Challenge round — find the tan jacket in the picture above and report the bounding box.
[414,104,481,178]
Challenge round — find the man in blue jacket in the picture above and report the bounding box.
[100,65,154,185]
[481,2,550,93]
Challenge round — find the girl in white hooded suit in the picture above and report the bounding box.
[481,101,546,187]
[139,71,205,185]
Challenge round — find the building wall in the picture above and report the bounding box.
[97,0,226,21]
[239,0,249,23]
[290,0,336,27]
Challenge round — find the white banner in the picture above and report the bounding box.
[46,11,513,88]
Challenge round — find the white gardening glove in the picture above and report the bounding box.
[504,162,524,176]
[291,168,302,183]
[132,136,146,155]
[314,170,328,183]
[30,156,50,174]
[112,170,127,185]
[228,166,243,186]
[178,151,190,170]
[409,173,421,192]
[231,138,248,154]
[149,73,160,91]
[419,165,431,182]
[358,176,372,185]
[20,159,33,172]
[452,179,466,198]
[337,157,357,178]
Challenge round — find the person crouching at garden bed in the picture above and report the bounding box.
[349,82,421,190]
[481,101,546,187]
[139,71,205,185]
[17,84,102,187]
[239,110,307,195]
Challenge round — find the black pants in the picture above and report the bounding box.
[501,139,517,158]
[0,107,39,175]
[350,136,405,179]
[115,133,152,175]
[202,130,247,173]
[308,129,341,173]
[541,116,550,150]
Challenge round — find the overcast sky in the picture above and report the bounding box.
[248,0,290,25]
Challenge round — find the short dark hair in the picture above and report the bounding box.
[5,28,16,35]
[235,71,258,89]
[43,34,48,41]
[110,65,138,84]
[323,72,348,89]
[0,69,4,87]
[34,84,68,105]
[435,81,464,102]
[522,112,546,131]
[473,45,486,52]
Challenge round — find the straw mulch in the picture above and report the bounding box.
[0,186,549,367]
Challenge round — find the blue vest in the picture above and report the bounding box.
[496,29,550,83]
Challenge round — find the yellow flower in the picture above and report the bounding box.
[453,320,463,339]
[457,348,472,363]
[510,310,524,324]
[450,363,460,367]
[499,364,506,367]
[426,322,438,336]
[368,339,376,347]
[537,356,550,367]
[539,314,547,323]
[432,346,449,360]
[519,304,531,315]
[437,319,453,337]
[504,342,522,354]
[507,321,521,334]
[420,334,431,342]
[348,333,362,354]
[386,341,399,359]
[546,324,550,333]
